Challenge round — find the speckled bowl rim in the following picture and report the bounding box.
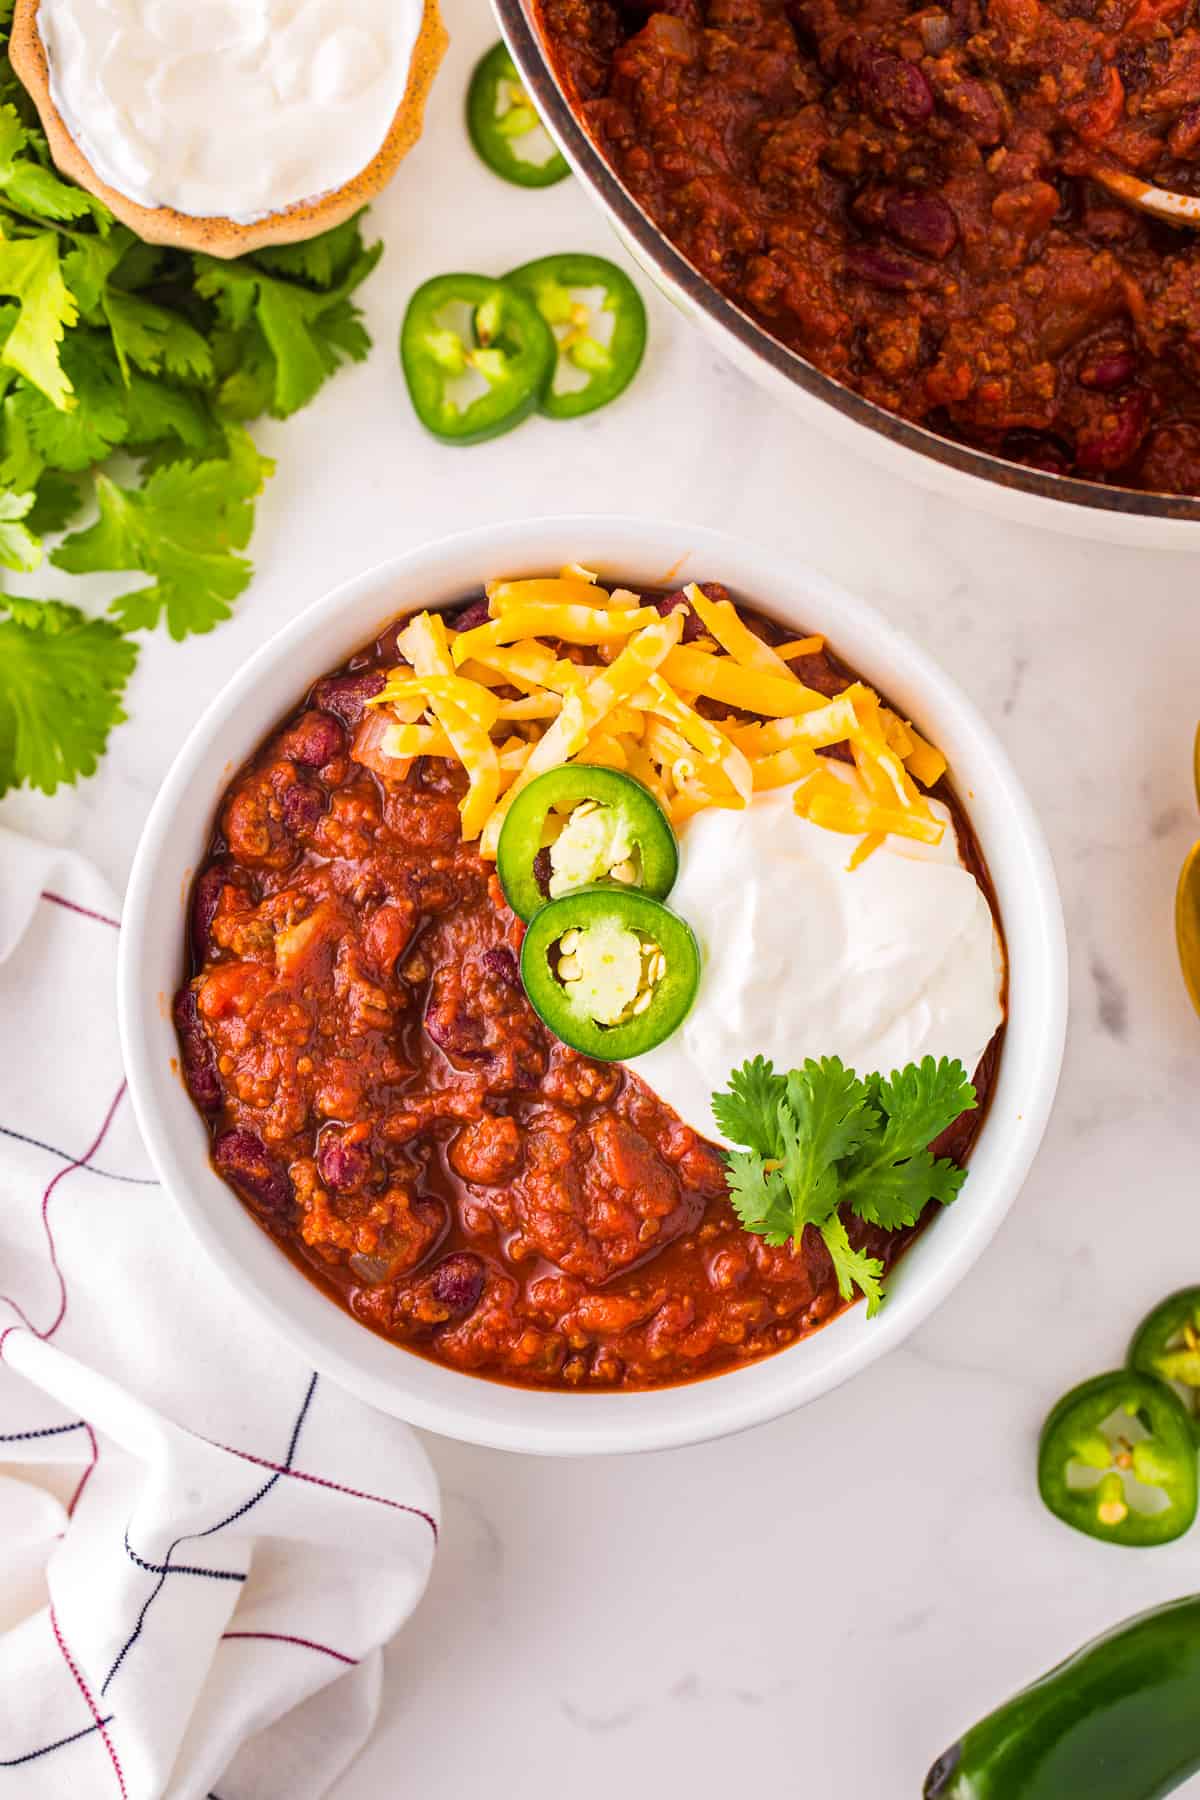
[118,515,1068,1457]
[493,0,1200,528]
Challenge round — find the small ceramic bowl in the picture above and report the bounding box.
[118,516,1068,1455]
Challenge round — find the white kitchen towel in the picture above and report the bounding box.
[0,826,440,1800]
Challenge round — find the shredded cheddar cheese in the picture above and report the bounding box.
[362,567,949,857]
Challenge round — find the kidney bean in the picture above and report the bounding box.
[280,777,325,836]
[654,589,707,642]
[941,75,1003,144]
[479,946,522,991]
[174,988,222,1114]
[430,1253,486,1318]
[214,1129,292,1215]
[310,668,386,726]
[318,1130,372,1192]
[425,974,488,1060]
[190,863,229,963]
[1078,341,1137,391]
[882,189,958,259]
[449,596,490,632]
[855,47,934,127]
[281,710,345,769]
[844,243,937,290]
[1074,386,1151,473]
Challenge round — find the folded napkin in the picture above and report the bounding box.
[0,827,439,1799]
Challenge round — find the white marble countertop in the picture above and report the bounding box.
[6,3,1200,1793]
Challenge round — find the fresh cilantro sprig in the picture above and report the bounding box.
[713,1054,976,1316]
[0,9,381,796]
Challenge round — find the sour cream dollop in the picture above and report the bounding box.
[38,0,426,221]
[628,779,1005,1148]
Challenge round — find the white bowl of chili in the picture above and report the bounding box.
[118,516,1067,1456]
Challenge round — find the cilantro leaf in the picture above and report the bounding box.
[61,233,128,315]
[12,329,128,468]
[0,101,108,228]
[0,598,136,794]
[53,426,274,639]
[27,468,83,534]
[712,1055,787,1157]
[103,287,213,383]
[840,1057,976,1231]
[0,484,40,569]
[781,1059,877,1203]
[713,1052,975,1316]
[195,238,381,417]
[251,212,369,288]
[725,1148,794,1246]
[819,1214,886,1318]
[0,231,77,406]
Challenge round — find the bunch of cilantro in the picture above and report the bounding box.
[712,1053,977,1315]
[0,0,382,798]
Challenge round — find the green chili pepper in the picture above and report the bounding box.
[497,766,678,923]
[505,254,648,420]
[924,1594,1200,1799]
[1037,1370,1198,1547]
[1129,1288,1200,1441]
[400,273,555,445]
[467,42,569,188]
[520,887,700,1060]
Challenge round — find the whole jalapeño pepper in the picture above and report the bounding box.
[924,1595,1200,1800]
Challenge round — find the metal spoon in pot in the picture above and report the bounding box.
[1175,723,1200,1014]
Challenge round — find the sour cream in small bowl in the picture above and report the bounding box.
[118,516,1067,1456]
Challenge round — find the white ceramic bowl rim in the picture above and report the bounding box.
[118,516,1068,1456]
[494,0,1200,529]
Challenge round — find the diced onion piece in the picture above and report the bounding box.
[684,584,807,684]
[352,709,413,780]
[479,611,684,855]
[608,587,642,609]
[661,647,829,717]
